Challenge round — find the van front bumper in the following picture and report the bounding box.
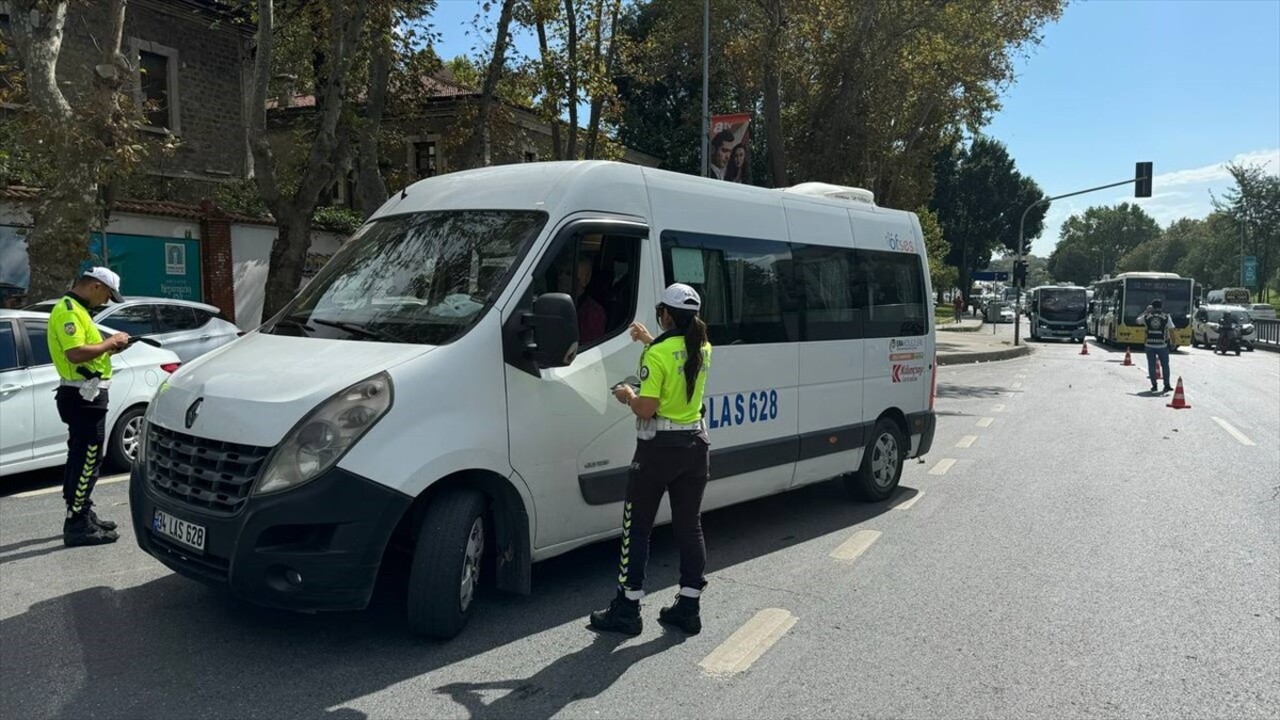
[130,462,412,612]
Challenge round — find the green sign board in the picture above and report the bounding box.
[1242,256,1258,288]
[88,233,202,301]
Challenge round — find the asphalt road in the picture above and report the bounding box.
[2,339,1277,719]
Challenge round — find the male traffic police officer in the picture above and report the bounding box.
[47,267,131,546]
[1136,299,1174,394]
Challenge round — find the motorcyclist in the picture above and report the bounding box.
[1218,311,1237,350]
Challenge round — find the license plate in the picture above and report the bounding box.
[152,509,206,553]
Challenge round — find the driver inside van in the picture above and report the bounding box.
[557,255,606,345]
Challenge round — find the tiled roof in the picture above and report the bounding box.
[268,74,477,110]
[0,186,276,225]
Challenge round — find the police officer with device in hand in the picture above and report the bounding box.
[47,267,131,546]
[590,283,713,636]
[1136,298,1173,394]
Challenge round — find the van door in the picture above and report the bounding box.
[503,219,656,551]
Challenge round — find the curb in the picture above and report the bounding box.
[937,322,985,333]
[1256,342,1279,354]
[937,344,1032,366]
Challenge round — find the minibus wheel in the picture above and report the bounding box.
[843,419,905,502]
[407,489,487,639]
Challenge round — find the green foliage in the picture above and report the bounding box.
[214,179,273,218]
[1047,203,1161,286]
[916,206,957,294]
[312,205,363,234]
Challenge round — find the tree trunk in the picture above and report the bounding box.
[262,210,315,321]
[563,0,579,159]
[460,0,517,167]
[583,0,607,159]
[761,0,786,187]
[354,4,392,218]
[535,18,562,160]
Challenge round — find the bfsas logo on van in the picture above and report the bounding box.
[886,232,916,254]
[892,364,924,383]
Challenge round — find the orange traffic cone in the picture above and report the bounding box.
[1079,341,1090,356]
[1122,348,1133,366]
[1155,361,1162,381]
[1167,377,1190,409]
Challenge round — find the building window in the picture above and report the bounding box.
[131,39,180,133]
[413,140,438,179]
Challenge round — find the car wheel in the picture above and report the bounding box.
[107,405,146,471]
[843,418,905,502]
[407,489,488,640]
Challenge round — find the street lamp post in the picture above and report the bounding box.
[700,0,709,178]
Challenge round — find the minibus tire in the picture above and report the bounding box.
[844,419,905,502]
[407,489,488,640]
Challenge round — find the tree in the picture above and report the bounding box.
[930,135,1048,295]
[1214,162,1280,301]
[458,0,517,167]
[917,207,957,301]
[6,0,161,299]
[1047,203,1160,285]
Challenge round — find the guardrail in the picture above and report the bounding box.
[1255,318,1280,346]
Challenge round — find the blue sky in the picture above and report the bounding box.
[428,1,1280,257]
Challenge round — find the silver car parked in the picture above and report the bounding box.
[26,297,240,362]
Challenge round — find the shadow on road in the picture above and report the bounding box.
[0,535,67,566]
[0,480,891,719]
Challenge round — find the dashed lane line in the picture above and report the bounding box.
[1211,417,1256,447]
[955,435,978,448]
[892,490,925,511]
[830,530,882,563]
[700,609,798,675]
[928,458,956,475]
[976,417,994,428]
[8,474,129,499]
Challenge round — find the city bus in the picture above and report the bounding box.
[1027,285,1087,342]
[1089,272,1194,348]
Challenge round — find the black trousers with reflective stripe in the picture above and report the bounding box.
[616,433,710,593]
[57,386,109,513]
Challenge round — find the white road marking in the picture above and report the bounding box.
[830,529,882,562]
[1012,381,1023,388]
[976,417,994,428]
[956,435,978,448]
[9,474,129,499]
[928,458,956,475]
[1211,417,1256,447]
[700,609,798,675]
[892,490,925,511]
[992,404,1005,412]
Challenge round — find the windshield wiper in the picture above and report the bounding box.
[272,316,316,335]
[310,317,406,343]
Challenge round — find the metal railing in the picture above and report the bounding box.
[1254,318,1280,346]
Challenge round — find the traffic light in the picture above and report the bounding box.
[1013,259,1028,287]
[1135,161,1153,198]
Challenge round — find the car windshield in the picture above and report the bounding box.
[1207,307,1251,323]
[264,210,548,345]
[1037,289,1086,322]
[1124,279,1191,326]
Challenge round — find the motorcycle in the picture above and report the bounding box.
[1215,321,1243,356]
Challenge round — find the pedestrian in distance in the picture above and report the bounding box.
[953,293,964,323]
[1136,298,1174,394]
[47,268,131,546]
[590,283,713,637]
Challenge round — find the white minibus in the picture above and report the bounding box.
[130,162,937,638]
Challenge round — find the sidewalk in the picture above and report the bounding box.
[936,318,1032,365]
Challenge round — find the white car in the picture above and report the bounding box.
[25,297,240,362]
[0,309,182,477]
[1191,304,1256,351]
[1248,303,1276,320]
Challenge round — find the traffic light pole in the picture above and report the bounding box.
[1013,171,1151,346]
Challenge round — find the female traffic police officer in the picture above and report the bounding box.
[590,283,712,636]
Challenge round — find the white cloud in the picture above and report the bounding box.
[1154,149,1280,188]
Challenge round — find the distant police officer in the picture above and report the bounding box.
[591,284,712,636]
[48,267,130,546]
[1136,298,1173,394]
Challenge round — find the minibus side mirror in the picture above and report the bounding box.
[526,293,579,368]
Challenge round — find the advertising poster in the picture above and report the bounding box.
[709,112,752,184]
[88,233,203,301]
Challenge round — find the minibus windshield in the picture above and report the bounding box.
[265,210,548,345]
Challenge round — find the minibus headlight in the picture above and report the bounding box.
[256,373,394,495]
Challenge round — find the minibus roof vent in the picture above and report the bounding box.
[782,182,876,205]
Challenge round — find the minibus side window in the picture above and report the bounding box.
[860,249,926,337]
[524,232,642,350]
[793,245,862,341]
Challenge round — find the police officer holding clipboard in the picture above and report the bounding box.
[47,268,131,546]
[590,283,713,636]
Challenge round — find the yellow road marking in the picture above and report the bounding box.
[892,490,924,510]
[700,609,798,675]
[830,530,881,563]
[928,458,956,475]
[956,435,977,448]
[9,474,129,499]
[976,417,994,428]
[1211,417,1256,446]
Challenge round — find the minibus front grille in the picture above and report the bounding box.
[146,425,271,516]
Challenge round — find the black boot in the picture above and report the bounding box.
[589,589,642,636]
[85,502,117,532]
[64,510,119,547]
[658,592,702,635]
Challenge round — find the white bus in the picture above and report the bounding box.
[1027,285,1088,342]
[130,162,937,639]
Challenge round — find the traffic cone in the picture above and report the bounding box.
[1167,377,1190,409]
[1155,361,1162,381]
[1079,341,1090,356]
[1122,348,1133,366]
